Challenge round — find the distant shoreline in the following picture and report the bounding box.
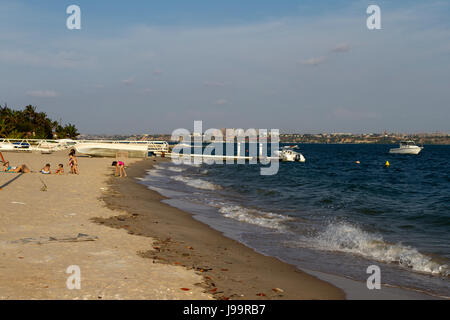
[76,135,450,145]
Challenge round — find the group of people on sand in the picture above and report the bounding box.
[1,149,79,175]
[2,148,127,177]
[39,149,79,175]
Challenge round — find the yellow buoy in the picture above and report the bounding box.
[385,161,390,167]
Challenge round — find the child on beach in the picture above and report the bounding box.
[112,161,127,177]
[41,163,51,174]
[55,164,64,174]
[69,153,79,174]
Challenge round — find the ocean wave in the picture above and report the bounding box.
[167,166,186,173]
[218,205,290,231]
[310,222,449,277]
[151,164,186,173]
[170,175,221,190]
[145,169,163,177]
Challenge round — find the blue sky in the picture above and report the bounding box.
[1,0,449,134]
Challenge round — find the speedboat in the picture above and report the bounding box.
[389,141,423,155]
[273,146,306,162]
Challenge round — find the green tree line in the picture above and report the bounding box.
[0,105,79,139]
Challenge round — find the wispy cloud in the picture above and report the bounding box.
[332,42,350,53]
[301,56,326,66]
[122,77,135,85]
[0,49,92,68]
[333,108,379,120]
[214,99,228,105]
[26,90,58,98]
[204,81,226,87]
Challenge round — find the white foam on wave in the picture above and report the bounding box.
[310,222,449,276]
[167,166,186,173]
[145,169,163,177]
[218,205,291,231]
[170,175,221,191]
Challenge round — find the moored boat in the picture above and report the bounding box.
[389,141,423,155]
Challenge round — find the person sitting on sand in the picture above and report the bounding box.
[41,163,51,174]
[69,154,79,174]
[2,161,11,172]
[5,164,30,173]
[55,164,64,174]
[112,161,127,177]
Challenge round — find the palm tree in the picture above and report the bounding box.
[63,123,79,139]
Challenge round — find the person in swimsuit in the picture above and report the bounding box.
[4,164,30,173]
[55,164,64,174]
[69,154,79,174]
[112,161,127,177]
[41,163,51,174]
[2,161,11,172]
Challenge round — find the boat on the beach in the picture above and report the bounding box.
[274,146,306,162]
[74,140,169,158]
[0,138,79,153]
[389,141,423,155]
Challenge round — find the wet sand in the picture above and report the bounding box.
[96,157,345,300]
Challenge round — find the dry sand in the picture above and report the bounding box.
[0,151,211,299]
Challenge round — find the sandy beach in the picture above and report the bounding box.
[0,151,344,300]
[0,151,211,299]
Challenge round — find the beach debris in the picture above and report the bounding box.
[39,177,48,191]
[64,213,77,218]
[256,293,266,297]
[11,233,98,245]
[272,288,284,293]
[180,288,190,291]
[11,201,26,205]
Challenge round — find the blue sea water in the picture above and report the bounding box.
[139,144,450,297]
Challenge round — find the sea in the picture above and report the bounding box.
[138,143,450,298]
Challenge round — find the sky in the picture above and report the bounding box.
[1,0,449,134]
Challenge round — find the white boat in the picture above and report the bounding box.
[74,140,169,158]
[273,146,306,162]
[0,142,16,151]
[75,142,149,158]
[389,141,423,155]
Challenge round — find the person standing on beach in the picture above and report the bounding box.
[69,149,79,174]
